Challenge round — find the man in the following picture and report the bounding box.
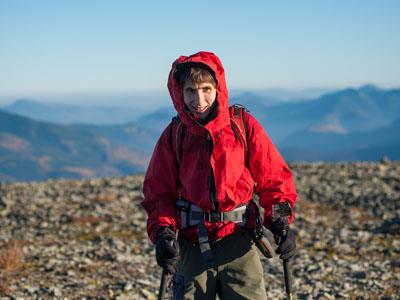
[142,51,297,299]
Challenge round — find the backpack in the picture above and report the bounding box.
[171,104,249,165]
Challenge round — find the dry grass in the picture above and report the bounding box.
[73,223,142,243]
[0,241,24,272]
[0,240,25,296]
[71,215,108,226]
[92,193,117,204]
[0,281,11,297]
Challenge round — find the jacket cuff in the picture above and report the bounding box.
[149,218,176,244]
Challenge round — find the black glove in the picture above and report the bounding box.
[267,218,297,261]
[155,226,179,274]
[275,229,296,261]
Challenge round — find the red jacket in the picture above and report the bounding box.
[142,51,297,243]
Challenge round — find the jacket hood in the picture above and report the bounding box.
[167,51,230,134]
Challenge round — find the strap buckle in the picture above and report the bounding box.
[205,211,223,222]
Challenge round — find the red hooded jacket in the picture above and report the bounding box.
[142,51,297,243]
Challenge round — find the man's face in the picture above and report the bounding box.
[183,81,217,120]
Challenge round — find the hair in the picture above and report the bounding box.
[175,64,217,87]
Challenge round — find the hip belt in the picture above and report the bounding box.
[176,199,247,229]
[175,198,273,269]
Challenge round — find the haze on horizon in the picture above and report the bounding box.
[1,0,399,106]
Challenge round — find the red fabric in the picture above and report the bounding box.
[141,51,297,243]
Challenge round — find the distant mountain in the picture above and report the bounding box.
[0,110,149,182]
[72,122,159,153]
[230,87,332,102]
[134,106,176,136]
[2,99,145,125]
[258,85,400,142]
[230,92,279,108]
[281,117,400,161]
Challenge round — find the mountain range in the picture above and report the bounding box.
[0,110,148,182]
[1,84,399,181]
[2,99,146,125]
[257,85,400,142]
[280,117,400,161]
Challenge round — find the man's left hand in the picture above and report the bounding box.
[275,229,296,261]
[267,217,297,261]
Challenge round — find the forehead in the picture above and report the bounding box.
[183,81,215,88]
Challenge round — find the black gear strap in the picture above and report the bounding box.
[198,221,214,268]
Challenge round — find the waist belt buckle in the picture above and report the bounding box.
[206,211,222,223]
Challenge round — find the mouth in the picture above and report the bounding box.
[193,106,209,113]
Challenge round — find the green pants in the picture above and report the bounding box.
[173,229,267,300]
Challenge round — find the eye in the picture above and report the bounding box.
[185,88,196,94]
[203,87,212,93]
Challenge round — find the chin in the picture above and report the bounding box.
[197,112,210,120]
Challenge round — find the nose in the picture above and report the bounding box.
[192,89,205,106]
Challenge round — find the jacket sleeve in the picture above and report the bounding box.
[244,113,297,225]
[141,122,179,243]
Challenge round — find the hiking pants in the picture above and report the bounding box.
[172,229,267,300]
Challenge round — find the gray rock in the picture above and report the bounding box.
[0,163,399,298]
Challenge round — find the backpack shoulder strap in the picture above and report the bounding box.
[229,104,249,153]
[171,115,185,165]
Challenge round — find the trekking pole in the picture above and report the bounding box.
[157,237,177,300]
[272,202,294,300]
[283,259,293,300]
[158,269,168,300]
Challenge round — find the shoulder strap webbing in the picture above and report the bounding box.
[229,104,248,154]
[171,116,185,166]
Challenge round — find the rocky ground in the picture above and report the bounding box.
[0,161,399,299]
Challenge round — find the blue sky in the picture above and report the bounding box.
[0,0,399,99]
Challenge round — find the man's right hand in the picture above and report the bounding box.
[155,226,179,274]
